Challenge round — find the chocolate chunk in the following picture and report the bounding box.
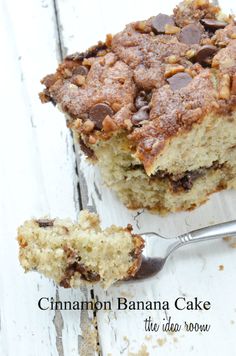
[66,43,107,61]
[135,91,150,110]
[89,103,113,129]
[35,219,55,228]
[151,14,175,34]
[76,263,100,282]
[132,106,150,125]
[200,18,227,31]
[167,72,192,91]
[179,24,202,45]
[73,65,89,76]
[194,45,218,67]
[79,138,95,158]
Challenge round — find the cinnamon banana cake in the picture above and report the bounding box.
[18,211,144,288]
[40,0,236,213]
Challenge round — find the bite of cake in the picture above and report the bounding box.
[40,0,236,214]
[18,211,144,288]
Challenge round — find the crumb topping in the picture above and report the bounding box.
[39,0,236,173]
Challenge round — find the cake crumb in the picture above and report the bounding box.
[157,338,167,346]
[128,344,149,356]
[218,264,224,271]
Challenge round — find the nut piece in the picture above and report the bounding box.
[102,115,118,132]
[164,65,185,78]
[105,33,113,47]
[167,55,179,64]
[194,0,208,6]
[18,235,28,248]
[82,119,95,133]
[165,24,180,34]
[136,21,147,32]
[186,49,197,59]
[219,74,231,100]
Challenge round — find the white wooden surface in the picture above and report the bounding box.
[0,0,236,355]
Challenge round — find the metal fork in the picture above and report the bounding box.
[128,220,236,281]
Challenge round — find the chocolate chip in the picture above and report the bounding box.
[89,103,113,129]
[151,14,175,34]
[132,106,150,125]
[73,65,89,76]
[35,219,55,228]
[194,45,218,67]
[79,138,95,158]
[135,91,150,110]
[66,43,108,61]
[167,72,192,91]
[200,18,227,31]
[179,24,202,45]
[76,263,101,282]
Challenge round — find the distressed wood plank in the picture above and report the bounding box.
[56,0,236,355]
[0,1,97,355]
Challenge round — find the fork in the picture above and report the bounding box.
[129,220,236,281]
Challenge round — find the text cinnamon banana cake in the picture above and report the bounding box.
[40,0,236,214]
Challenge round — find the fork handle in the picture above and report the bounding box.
[178,220,236,244]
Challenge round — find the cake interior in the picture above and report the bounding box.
[89,111,236,213]
[18,211,144,288]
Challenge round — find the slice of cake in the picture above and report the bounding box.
[40,0,236,214]
[18,211,144,288]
